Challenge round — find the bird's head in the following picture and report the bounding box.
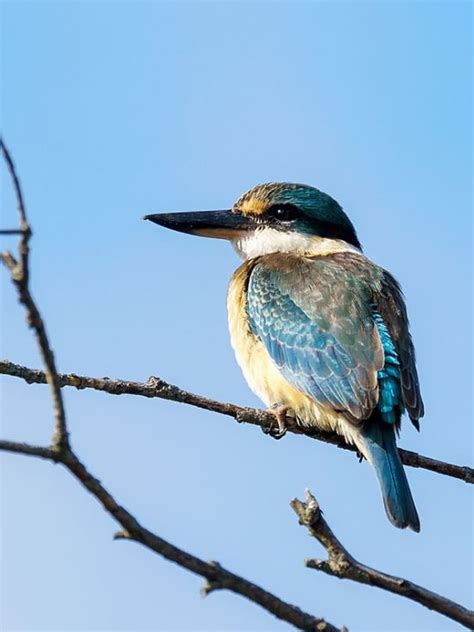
[145,182,361,259]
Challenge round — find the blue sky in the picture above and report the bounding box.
[1,1,472,631]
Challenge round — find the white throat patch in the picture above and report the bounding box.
[232,227,359,260]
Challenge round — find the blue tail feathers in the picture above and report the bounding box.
[360,422,420,532]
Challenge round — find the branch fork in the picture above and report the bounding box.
[291,490,474,629]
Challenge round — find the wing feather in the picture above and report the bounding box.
[374,271,424,426]
[247,254,384,422]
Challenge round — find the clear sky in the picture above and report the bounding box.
[0,2,472,631]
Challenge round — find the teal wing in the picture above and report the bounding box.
[374,270,424,426]
[247,254,384,422]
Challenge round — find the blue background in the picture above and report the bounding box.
[1,2,472,631]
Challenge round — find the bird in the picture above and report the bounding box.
[145,182,424,531]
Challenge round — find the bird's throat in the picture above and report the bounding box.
[232,227,360,260]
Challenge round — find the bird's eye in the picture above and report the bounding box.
[267,204,299,222]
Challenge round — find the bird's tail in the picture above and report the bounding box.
[357,422,420,532]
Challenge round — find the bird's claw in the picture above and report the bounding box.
[261,405,290,440]
[261,425,288,440]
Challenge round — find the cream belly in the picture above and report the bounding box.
[227,261,362,447]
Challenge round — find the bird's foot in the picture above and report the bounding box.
[262,404,292,440]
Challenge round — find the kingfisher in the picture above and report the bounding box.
[145,183,424,531]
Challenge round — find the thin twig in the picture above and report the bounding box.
[0,359,472,484]
[0,229,28,235]
[0,439,59,461]
[0,439,343,632]
[0,139,68,450]
[291,490,474,629]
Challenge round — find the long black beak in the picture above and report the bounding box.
[144,210,256,240]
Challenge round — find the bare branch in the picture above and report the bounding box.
[1,359,472,484]
[397,448,473,484]
[0,142,27,226]
[0,439,59,461]
[0,439,344,632]
[291,490,474,629]
[0,139,69,450]
[0,228,28,235]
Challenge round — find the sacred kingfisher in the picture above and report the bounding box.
[145,183,424,531]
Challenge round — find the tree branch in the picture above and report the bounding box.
[0,139,68,451]
[0,228,29,235]
[0,439,59,461]
[291,490,474,629]
[0,439,344,632]
[0,139,344,631]
[1,359,472,485]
